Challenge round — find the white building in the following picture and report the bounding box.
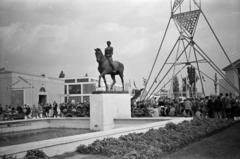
[64,76,123,103]
[219,59,240,97]
[0,70,64,108]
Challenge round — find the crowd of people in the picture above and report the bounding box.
[0,101,90,121]
[1,93,240,121]
[132,93,240,120]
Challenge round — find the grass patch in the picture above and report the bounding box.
[162,121,240,159]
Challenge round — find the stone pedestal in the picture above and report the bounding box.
[90,91,131,131]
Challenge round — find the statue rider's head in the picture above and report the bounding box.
[107,41,111,46]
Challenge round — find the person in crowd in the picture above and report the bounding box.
[148,105,159,117]
[49,104,53,117]
[60,103,67,117]
[57,104,61,117]
[213,96,222,119]
[159,105,166,116]
[184,99,192,116]
[230,94,236,119]
[207,96,214,118]
[23,105,27,119]
[165,102,171,116]
[31,104,38,119]
[220,93,226,118]
[225,93,232,119]
[53,102,58,118]
[169,104,176,116]
[11,107,17,119]
[42,104,46,118]
[233,97,240,120]
[16,105,23,114]
[199,98,206,117]
[7,105,12,114]
[45,104,50,117]
[26,105,31,119]
[158,99,164,107]
[191,98,198,116]
[0,104,3,120]
[173,99,180,116]
[37,104,43,118]
[0,104,3,114]
[195,107,202,118]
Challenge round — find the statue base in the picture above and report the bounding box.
[90,91,131,131]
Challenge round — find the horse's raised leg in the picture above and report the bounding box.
[102,75,108,91]
[110,74,116,90]
[98,75,101,87]
[119,73,124,91]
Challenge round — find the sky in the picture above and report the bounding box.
[0,0,240,95]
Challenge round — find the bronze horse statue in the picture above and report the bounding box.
[95,48,124,91]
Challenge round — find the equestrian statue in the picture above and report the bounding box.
[95,41,124,91]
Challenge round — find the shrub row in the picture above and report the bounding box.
[23,149,49,159]
[77,118,234,159]
[2,149,49,159]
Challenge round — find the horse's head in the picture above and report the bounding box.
[95,48,104,63]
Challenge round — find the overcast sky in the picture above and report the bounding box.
[0,0,239,95]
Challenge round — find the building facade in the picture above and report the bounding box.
[64,77,123,104]
[219,59,240,96]
[0,70,64,108]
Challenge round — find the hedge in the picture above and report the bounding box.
[2,149,49,159]
[77,118,235,159]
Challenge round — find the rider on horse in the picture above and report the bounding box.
[95,43,124,91]
[104,41,116,73]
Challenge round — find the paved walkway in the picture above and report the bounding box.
[51,153,108,159]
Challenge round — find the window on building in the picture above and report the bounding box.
[64,85,67,94]
[11,90,24,106]
[69,96,81,103]
[69,84,81,94]
[65,79,75,83]
[91,79,98,82]
[83,96,90,104]
[83,83,96,94]
[77,78,89,83]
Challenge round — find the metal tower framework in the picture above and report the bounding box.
[141,0,240,100]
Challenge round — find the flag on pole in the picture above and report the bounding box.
[128,79,132,88]
[133,81,137,88]
[214,73,217,85]
[214,73,218,95]
[143,77,147,87]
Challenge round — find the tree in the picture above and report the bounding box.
[59,70,65,78]
[187,66,195,86]
[182,77,187,97]
[172,75,180,98]
[187,66,199,97]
